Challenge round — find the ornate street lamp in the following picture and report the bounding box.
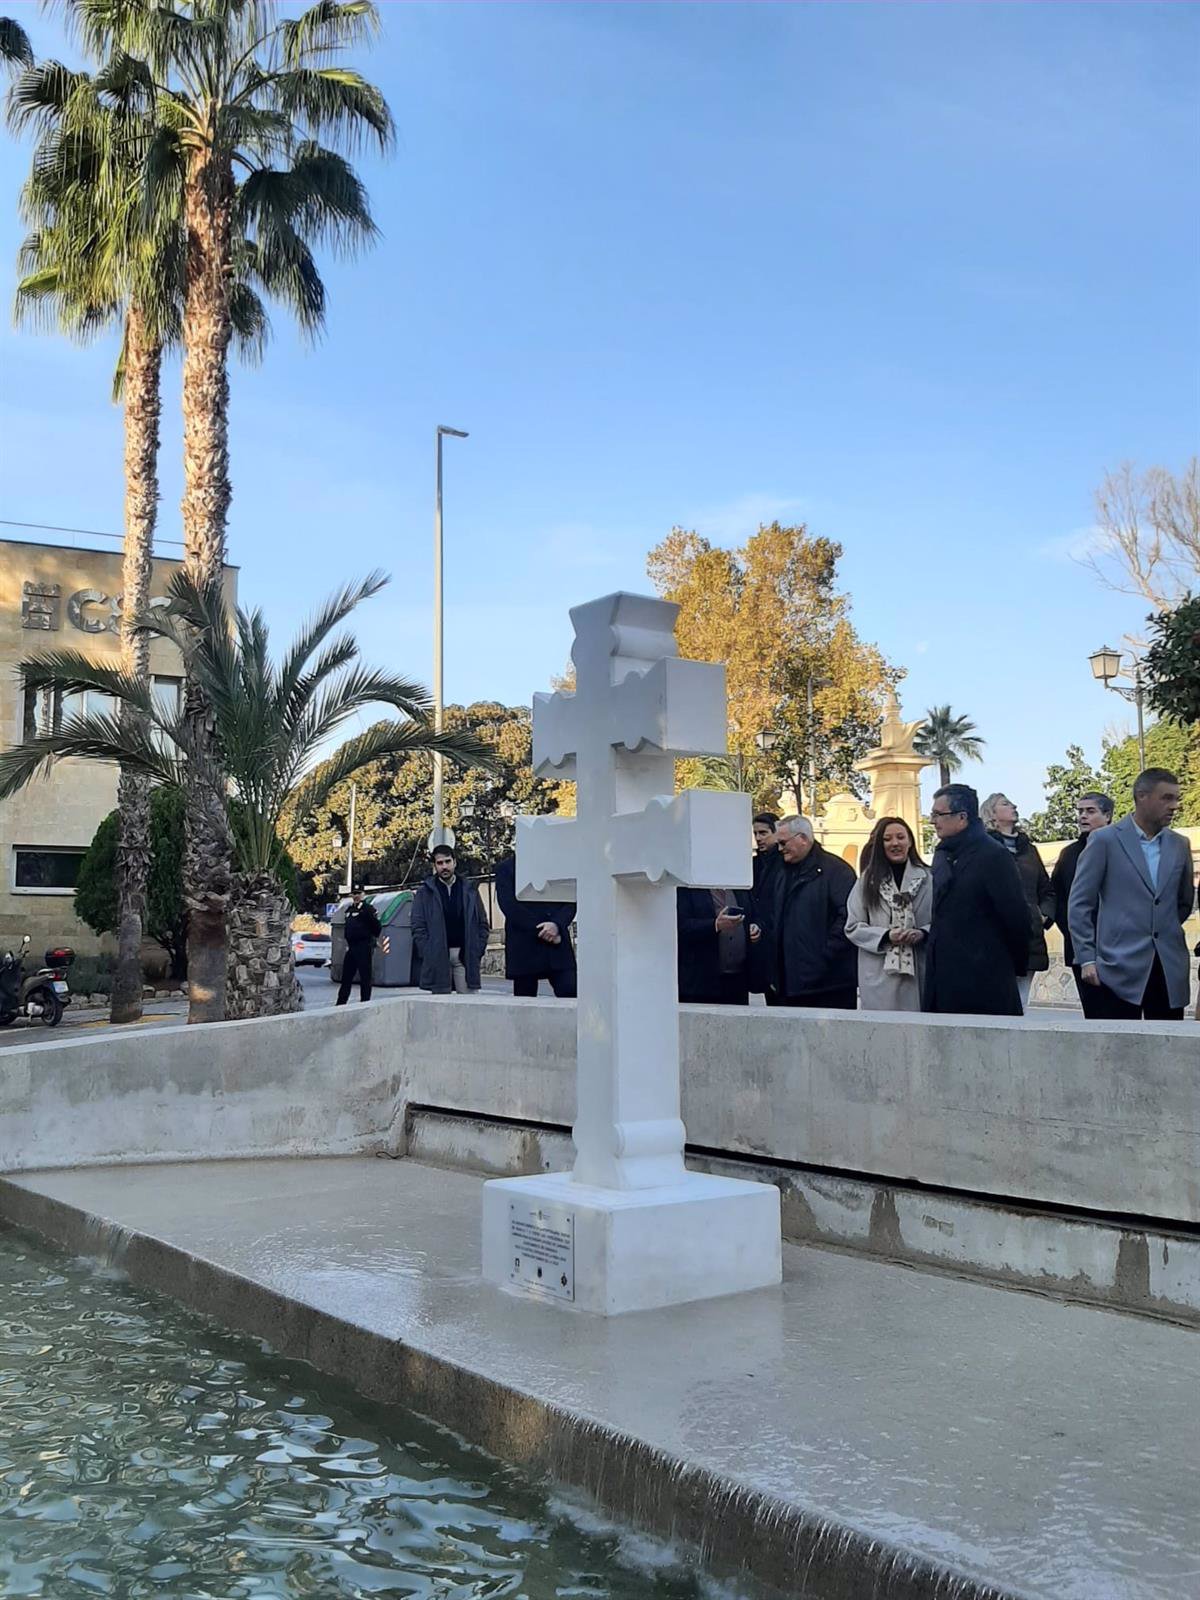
[1088,646,1146,770]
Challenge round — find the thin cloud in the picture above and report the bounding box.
[690,492,809,545]
[1035,525,1101,565]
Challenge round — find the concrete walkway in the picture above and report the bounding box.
[2,1157,1196,1600]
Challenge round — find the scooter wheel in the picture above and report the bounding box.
[36,990,63,1027]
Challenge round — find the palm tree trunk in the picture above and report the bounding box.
[940,760,950,788]
[181,148,236,1023]
[110,305,160,1026]
[226,872,303,1020]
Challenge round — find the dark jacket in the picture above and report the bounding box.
[764,843,857,999]
[411,873,490,993]
[753,846,783,901]
[924,823,1030,1015]
[1051,835,1088,967]
[342,901,381,948]
[987,830,1055,974]
[676,886,759,1002]
[494,855,576,980]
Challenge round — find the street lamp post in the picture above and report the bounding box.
[432,424,469,851]
[755,727,797,810]
[344,781,356,893]
[1088,646,1146,771]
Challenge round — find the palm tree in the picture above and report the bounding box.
[0,573,494,1020]
[914,705,986,789]
[60,0,392,1020]
[7,45,342,1023]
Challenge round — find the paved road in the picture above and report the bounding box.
[0,964,1082,1050]
[0,966,514,1049]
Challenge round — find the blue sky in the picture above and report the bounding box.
[1,1,1197,812]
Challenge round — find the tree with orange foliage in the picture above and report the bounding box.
[647,522,897,812]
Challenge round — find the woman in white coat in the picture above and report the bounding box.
[846,817,932,1012]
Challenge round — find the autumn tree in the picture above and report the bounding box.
[289,702,563,898]
[646,523,896,811]
[1025,745,1106,842]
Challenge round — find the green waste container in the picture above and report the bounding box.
[330,890,418,987]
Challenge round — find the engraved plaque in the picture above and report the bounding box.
[509,1199,574,1301]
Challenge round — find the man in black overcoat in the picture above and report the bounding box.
[762,817,857,1009]
[923,784,1030,1016]
[494,854,577,998]
[1050,790,1112,1018]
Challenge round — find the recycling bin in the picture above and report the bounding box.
[329,890,418,987]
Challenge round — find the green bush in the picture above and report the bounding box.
[67,953,117,997]
[74,789,188,978]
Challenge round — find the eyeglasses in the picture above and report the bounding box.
[930,807,963,819]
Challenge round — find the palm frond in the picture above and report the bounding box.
[240,220,325,332]
[284,721,496,838]
[281,1,381,67]
[16,648,156,712]
[270,66,393,151]
[274,569,388,713]
[238,143,377,252]
[6,60,91,135]
[0,710,181,800]
[0,16,34,70]
[229,278,270,360]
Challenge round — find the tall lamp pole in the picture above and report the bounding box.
[1088,646,1146,771]
[345,781,356,892]
[432,424,469,849]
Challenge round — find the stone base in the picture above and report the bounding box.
[481,1168,782,1315]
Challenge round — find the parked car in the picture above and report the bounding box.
[291,931,332,967]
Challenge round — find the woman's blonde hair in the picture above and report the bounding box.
[979,792,1011,829]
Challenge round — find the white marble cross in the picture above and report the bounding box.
[516,592,750,1190]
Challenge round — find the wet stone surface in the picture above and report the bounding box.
[0,1231,737,1599]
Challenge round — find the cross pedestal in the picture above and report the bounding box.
[481,592,781,1314]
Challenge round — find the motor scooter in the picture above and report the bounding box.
[0,936,73,1028]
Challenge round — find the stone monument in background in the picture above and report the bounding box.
[853,688,930,840]
[481,592,782,1315]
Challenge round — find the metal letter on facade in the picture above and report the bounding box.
[21,582,61,631]
[67,589,121,635]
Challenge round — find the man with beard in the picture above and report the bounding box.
[1050,792,1113,1017]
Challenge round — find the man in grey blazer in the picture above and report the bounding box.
[1068,768,1196,1021]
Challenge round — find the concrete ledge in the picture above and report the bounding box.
[2,995,1197,1228]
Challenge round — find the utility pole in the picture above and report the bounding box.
[431,424,468,850]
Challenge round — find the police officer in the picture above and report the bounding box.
[336,885,381,1005]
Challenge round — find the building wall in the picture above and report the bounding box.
[0,540,236,955]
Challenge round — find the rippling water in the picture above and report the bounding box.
[0,1231,729,1599]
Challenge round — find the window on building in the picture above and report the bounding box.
[151,675,183,720]
[21,681,60,740]
[62,689,118,722]
[13,847,88,892]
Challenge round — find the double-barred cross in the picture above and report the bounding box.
[516,592,750,1191]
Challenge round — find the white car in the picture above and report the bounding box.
[291,931,332,967]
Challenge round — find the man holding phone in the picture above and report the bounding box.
[676,884,761,1005]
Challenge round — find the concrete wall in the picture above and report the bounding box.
[0,1003,399,1172]
[0,995,1196,1227]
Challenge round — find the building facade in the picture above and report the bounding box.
[0,539,236,955]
